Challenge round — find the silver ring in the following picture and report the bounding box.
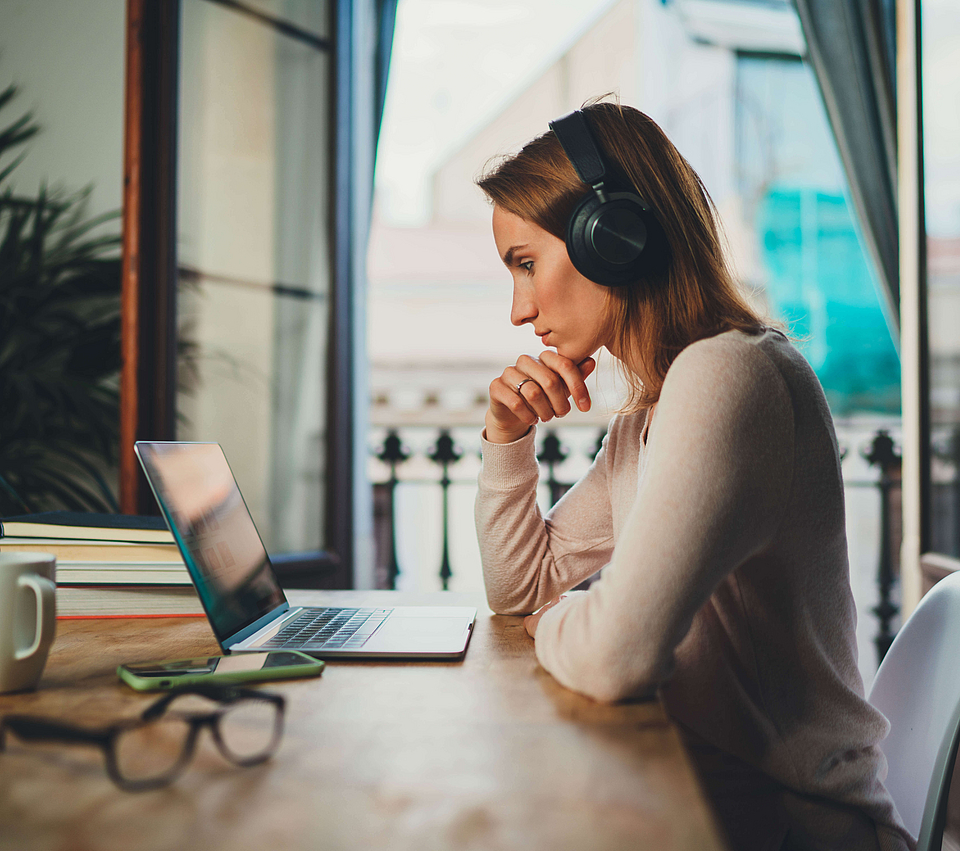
[516,378,535,393]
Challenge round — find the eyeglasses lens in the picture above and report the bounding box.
[113,716,192,784]
[217,699,281,763]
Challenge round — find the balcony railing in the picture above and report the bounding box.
[370,420,905,669]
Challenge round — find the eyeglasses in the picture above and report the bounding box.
[0,685,285,792]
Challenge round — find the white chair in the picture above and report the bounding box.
[869,565,960,851]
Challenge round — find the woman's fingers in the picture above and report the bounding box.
[540,351,595,412]
[516,356,572,420]
[485,353,597,444]
[488,372,539,428]
[524,594,569,638]
[509,361,567,422]
[513,354,595,419]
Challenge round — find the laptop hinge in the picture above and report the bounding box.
[223,604,298,650]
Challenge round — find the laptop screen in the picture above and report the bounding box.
[135,442,286,642]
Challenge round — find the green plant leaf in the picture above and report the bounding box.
[0,79,121,514]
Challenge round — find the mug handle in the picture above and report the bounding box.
[15,574,57,661]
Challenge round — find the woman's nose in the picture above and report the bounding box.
[510,285,536,327]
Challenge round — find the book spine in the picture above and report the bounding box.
[57,575,191,585]
[57,613,206,620]
[0,542,183,562]
[55,585,205,618]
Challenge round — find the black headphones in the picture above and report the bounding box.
[549,110,669,287]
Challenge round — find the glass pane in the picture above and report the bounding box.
[230,0,330,42]
[922,0,960,557]
[0,0,126,513]
[177,0,332,555]
[735,55,900,417]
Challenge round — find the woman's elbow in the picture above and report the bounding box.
[581,671,656,704]
[484,586,534,616]
[571,649,668,704]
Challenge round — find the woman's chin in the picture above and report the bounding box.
[553,344,593,364]
[551,343,578,360]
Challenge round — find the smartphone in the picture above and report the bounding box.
[117,650,325,691]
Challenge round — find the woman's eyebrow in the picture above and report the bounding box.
[503,245,528,267]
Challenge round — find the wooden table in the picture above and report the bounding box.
[0,591,725,851]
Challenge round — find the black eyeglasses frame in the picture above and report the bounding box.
[0,685,285,792]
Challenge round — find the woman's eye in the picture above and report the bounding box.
[519,261,534,272]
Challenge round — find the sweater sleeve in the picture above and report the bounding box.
[475,424,616,615]
[533,336,795,702]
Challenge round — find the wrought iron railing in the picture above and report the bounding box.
[847,430,902,662]
[931,424,960,557]
[370,423,904,667]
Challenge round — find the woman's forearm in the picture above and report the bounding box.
[476,426,614,614]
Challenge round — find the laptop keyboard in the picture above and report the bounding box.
[260,607,391,651]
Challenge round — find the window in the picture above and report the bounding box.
[176,0,333,564]
[121,0,386,587]
[735,53,900,416]
[922,0,960,557]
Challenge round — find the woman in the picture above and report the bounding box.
[474,101,913,851]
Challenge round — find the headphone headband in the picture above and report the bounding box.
[549,111,607,187]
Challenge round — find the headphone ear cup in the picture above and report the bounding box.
[565,191,668,287]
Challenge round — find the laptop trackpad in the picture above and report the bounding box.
[363,617,470,652]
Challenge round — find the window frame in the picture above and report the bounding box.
[120,0,355,588]
[897,0,930,616]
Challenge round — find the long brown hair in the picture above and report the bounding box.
[477,99,766,411]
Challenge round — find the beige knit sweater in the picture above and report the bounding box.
[476,329,914,851]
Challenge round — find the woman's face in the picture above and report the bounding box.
[492,206,616,363]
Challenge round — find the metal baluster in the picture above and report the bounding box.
[952,427,960,557]
[928,426,959,555]
[863,430,902,664]
[428,430,462,590]
[375,430,410,590]
[538,429,570,507]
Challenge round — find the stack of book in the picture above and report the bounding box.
[0,512,203,618]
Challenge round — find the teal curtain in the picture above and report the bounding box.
[792,0,900,335]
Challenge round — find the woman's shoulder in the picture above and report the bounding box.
[648,329,797,464]
[672,327,790,378]
[663,328,796,414]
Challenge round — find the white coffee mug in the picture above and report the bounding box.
[0,552,57,694]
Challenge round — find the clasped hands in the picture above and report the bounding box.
[526,591,588,637]
[524,595,569,638]
[485,351,596,445]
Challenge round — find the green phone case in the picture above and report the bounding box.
[117,650,325,691]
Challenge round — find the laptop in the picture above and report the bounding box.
[134,441,476,659]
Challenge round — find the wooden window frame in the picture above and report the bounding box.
[119,0,354,588]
